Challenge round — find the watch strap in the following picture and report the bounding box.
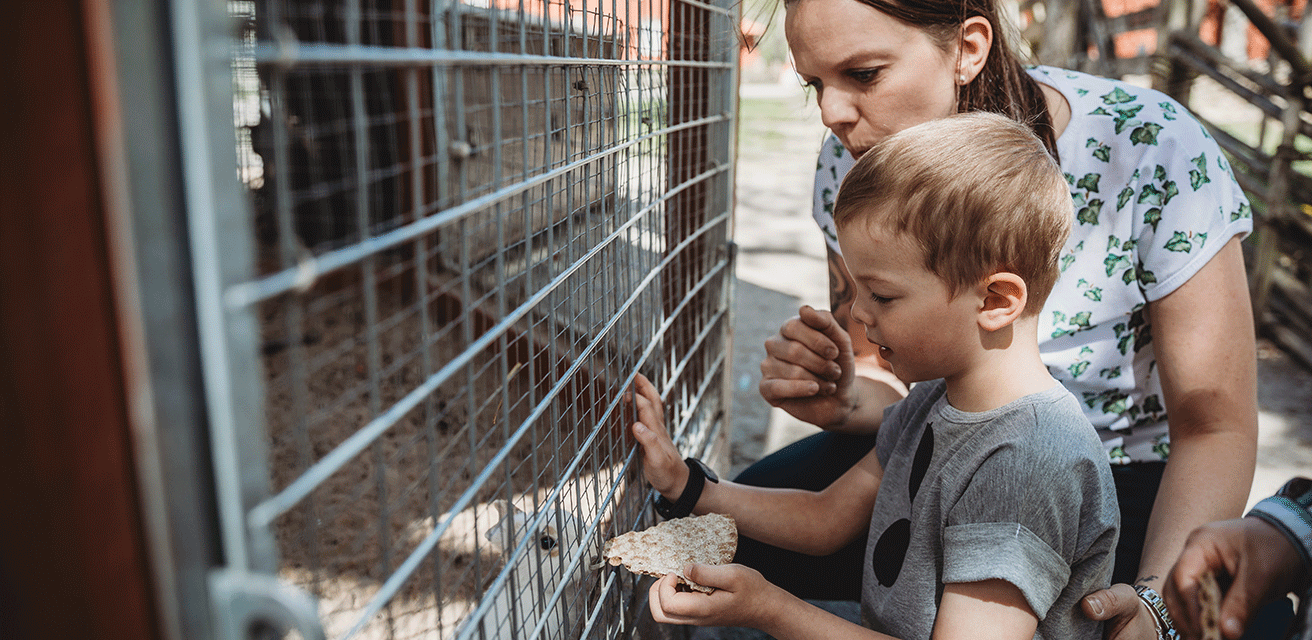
[654,458,711,519]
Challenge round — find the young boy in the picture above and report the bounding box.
[627,112,1120,640]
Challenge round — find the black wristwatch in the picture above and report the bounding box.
[654,457,719,519]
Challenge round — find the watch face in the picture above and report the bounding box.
[692,458,718,483]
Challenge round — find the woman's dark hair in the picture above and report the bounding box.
[788,0,1058,159]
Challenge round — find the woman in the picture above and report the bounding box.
[740,0,1261,637]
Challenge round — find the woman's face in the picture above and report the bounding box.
[785,0,962,159]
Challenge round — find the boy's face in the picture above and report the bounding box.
[837,219,983,384]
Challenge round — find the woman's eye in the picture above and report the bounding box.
[848,69,879,84]
[871,293,893,304]
[801,78,822,91]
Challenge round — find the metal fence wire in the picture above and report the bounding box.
[208,0,737,638]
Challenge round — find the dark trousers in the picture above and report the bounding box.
[732,431,1294,638]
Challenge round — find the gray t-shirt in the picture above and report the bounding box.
[862,380,1120,640]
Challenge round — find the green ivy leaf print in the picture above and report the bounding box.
[1076,173,1101,192]
[1165,231,1193,253]
[1231,202,1252,221]
[1113,105,1145,134]
[1143,207,1162,232]
[1130,122,1163,145]
[1122,239,1136,251]
[1102,87,1135,104]
[1104,253,1132,277]
[1142,395,1164,414]
[1094,145,1111,162]
[1122,267,1137,284]
[1162,180,1179,205]
[1153,165,1166,181]
[1189,153,1211,190]
[830,166,838,181]
[1052,310,1067,325]
[1152,436,1170,460]
[1084,288,1103,301]
[1138,183,1163,206]
[834,143,845,157]
[1117,186,1134,210]
[1106,235,1121,251]
[1109,445,1130,465]
[1070,311,1092,329]
[1136,263,1158,286]
[1159,101,1177,120]
[1077,88,1090,96]
[1118,333,1134,355]
[1089,106,1111,116]
[1069,361,1090,377]
[823,225,837,243]
[1085,138,1099,148]
[1061,253,1076,271]
[1100,366,1122,379]
[1064,172,1076,186]
[1078,199,1104,225]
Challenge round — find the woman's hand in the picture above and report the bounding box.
[648,564,785,628]
[1162,517,1303,640]
[759,305,858,429]
[1081,584,1159,640]
[629,373,689,500]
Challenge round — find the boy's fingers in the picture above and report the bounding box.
[633,373,666,420]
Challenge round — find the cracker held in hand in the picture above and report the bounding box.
[1198,569,1223,640]
[602,513,737,593]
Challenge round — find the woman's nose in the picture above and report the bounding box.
[819,87,860,130]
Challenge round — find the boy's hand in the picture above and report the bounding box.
[648,564,783,628]
[759,306,858,430]
[629,373,689,500]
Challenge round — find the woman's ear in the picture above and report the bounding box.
[978,272,1027,332]
[957,16,993,84]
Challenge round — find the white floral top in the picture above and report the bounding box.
[812,66,1253,465]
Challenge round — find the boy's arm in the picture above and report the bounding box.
[650,565,1040,640]
[630,373,881,555]
[932,580,1040,640]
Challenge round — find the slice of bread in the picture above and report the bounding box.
[602,513,737,593]
[1198,569,1222,640]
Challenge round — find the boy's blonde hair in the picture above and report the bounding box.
[833,112,1072,314]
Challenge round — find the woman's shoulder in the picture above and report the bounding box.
[1032,66,1208,149]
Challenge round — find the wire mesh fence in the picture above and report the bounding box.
[216,0,737,637]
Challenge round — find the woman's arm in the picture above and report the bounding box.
[1139,236,1258,589]
[1083,237,1259,639]
[757,248,907,434]
[630,373,881,555]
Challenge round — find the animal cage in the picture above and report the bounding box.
[172,0,738,638]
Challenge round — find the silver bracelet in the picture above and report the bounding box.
[1134,585,1179,640]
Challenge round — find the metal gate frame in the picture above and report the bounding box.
[110,0,740,638]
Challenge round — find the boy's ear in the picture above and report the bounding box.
[977,272,1027,332]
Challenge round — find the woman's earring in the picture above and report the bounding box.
[958,74,967,85]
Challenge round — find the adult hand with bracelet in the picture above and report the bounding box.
[1162,477,1312,640]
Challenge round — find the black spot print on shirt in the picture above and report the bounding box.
[872,424,935,588]
[908,424,934,502]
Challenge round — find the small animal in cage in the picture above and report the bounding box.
[464,500,595,640]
